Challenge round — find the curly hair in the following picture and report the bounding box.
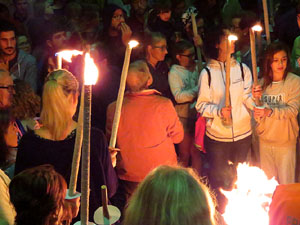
[11,79,41,120]
[9,164,67,225]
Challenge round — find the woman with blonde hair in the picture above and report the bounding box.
[124,165,216,225]
[15,69,117,222]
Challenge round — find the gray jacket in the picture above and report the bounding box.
[10,50,38,92]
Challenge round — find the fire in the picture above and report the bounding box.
[84,52,99,85]
[221,163,278,225]
[55,50,83,62]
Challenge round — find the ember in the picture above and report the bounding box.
[221,163,278,225]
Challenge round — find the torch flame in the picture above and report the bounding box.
[252,25,263,32]
[128,40,139,49]
[222,163,278,225]
[55,50,83,62]
[84,52,98,85]
[228,34,238,41]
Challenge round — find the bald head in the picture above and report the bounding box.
[0,69,14,108]
[126,60,152,92]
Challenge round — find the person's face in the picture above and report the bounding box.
[158,10,171,22]
[49,31,67,51]
[149,39,168,62]
[0,31,17,56]
[0,74,14,108]
[218,34,235,57]
[15,0,29,15]
[4,122,18,147]
[131,0,147,15]
[231,17,242,38]
[177,47,195,68]
[17,35,31,53]
[271,50,288,78]
[111,9,125,31]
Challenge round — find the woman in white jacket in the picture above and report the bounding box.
[195,26,254,213]
[168,40,201,173]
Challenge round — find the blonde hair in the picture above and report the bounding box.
[41,70,78,140]
[126,60,152,92]
[124,165,216,225]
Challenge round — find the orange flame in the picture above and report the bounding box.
[84,52,98,85]
[221,163,278,225]
[55,50,83,62]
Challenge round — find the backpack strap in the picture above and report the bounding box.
[204,67,211,87]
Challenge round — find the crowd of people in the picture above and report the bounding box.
[1,0,300,224]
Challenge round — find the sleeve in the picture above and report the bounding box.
[24,59,38,93]
[14,134,31,175]
[163,100,184,144]
[195,69,222,118]
[270,77,300,119]
[0,172,15,225]
[241,63,255,110]
[168,69,197,104]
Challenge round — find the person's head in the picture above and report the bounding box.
[33,0,54,19]
[0,3,10,19]
[203,26,234,61]
[262,42,291,88]
[130,0,147,16]
[0,21,17,57]
[17,34,31,53]
[13,0,29,17]
[103,4,126,33]
[124,165,216,225]
[41,69,79,140]
[46,17,68,52]
[173,39,195,68]
[235,11,258,45]
[11,79,40,120]
[0,108,17,167]
[171,0,186,19]
[153,0,172,22]
[9,164,67,225]
[126,60,152,92]
[296,2,300,29]
[145,31,168,62]
[64,2,82,23]
[0,69,15,108]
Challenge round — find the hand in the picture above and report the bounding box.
[253,107,272,118]
[120,22,132,46]
[193,34,203,47]
[252,85,262,99]
[109,147,120,167]
[221,106,231,119]
[297,57,300,68]
[62,197,81,223]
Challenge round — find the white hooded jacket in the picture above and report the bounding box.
[195,58,254,142]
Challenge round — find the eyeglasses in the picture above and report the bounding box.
[180,53,195,58]
[112,14,124,20]
[153,45,167,51]
[0,84,15,92]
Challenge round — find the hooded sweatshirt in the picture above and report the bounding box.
[168,64,199,118]
[196,58,253,142]
[256,73,300,147]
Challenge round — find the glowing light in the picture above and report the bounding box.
[128,40,139,49]
[222,163,278,225]
[84,52,98,85]
[228,35,238,41]
[55,50,83,62]
[252,25,263,32]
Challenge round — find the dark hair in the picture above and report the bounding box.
[203,25,227,60]
[262,42,291,89]
[0,19,16,34]
[0,109,14,168]
[10,164,67,225]
[172,39,194,64]
[102,4,126,32]
[144,31,166,54]
[152,0,172,12]
[45,16,68,41]
[238,11,258,30]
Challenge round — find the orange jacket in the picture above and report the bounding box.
[106,90,184,182]
[269,183,300,225]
